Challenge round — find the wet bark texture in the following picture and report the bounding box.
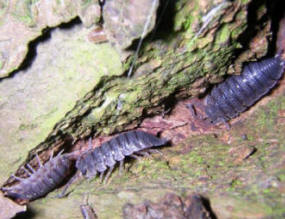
[0,0,284,218]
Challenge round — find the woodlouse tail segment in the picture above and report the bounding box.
[2,150,74,203]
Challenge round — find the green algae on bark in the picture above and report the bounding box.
[49,0,253,142]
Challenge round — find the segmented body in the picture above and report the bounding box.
[1,152,72,202]
[76,131,168,181]
[205,55,285,123]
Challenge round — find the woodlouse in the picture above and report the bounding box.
[1,151,73,203]
[76,131,168,183]
[203,55,285,124]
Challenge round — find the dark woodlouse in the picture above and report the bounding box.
[76,131,168,183]
[1,151,72,203]
[204,55,285,124]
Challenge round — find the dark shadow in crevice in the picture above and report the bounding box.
[266,0,285,55]
[13,206,36,219]
[56,16,81,30]
[234,0,268,58]
[0,17,82,82]
[126,0,176,53]
[149,0,177,40]
[199,196,218,219]
[235,0,285,59]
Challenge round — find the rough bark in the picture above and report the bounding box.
[1,0,284,218]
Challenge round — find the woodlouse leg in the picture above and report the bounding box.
[99,171,105,183]
[88,138,93,149]
[36,153,43,167]
[186,103,207,120]
[26,164,36,173]
[80,203,97,219]
[11,174,24,181]
[21,166,32,176]
[119,160,124,176]
[87,172,97,182]
[58,171,82,198]
[129,154,141,159]
[1,187,10,191]
[187,103,198,117]
[49,150,54,161]
[220,118,231,130]
[56,149,64,157]
[103,165,115,184]
[80,193,98,219]
[148,149,163,155]
[136,151,150,157]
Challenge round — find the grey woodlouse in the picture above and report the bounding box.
[203,55,285,124]
[1,151,72,203]
[76,130,168,183]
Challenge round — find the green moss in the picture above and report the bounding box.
[241,0,251,3]
[214,24,231,47]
